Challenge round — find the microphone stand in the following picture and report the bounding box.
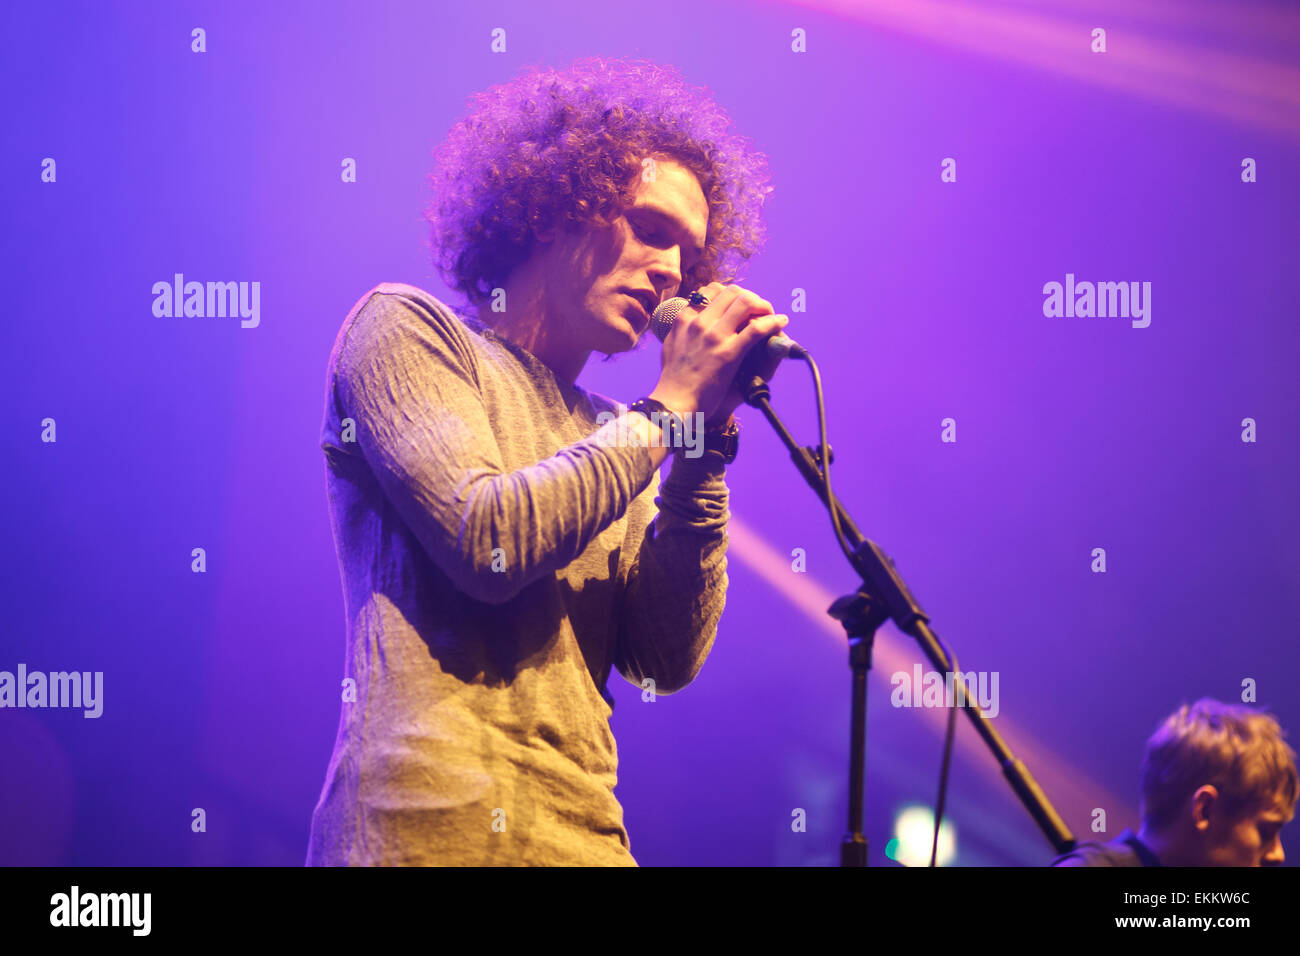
[738,373,1076,867]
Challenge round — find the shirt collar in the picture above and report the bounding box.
[1120,829,1163,867]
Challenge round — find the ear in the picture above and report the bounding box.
[1190,785,1220,830]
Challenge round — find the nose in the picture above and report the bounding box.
[648,252,682,300]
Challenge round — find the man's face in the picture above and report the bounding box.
[1197,790,1292,866]
[542,158,709,355]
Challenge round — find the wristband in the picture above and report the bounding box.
[627,397,686,452]
[697,418,740,465]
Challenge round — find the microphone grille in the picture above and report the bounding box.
[650,296,689,343]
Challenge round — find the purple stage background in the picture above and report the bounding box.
[3,0,1297,866]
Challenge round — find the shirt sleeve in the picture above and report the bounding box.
[332,291,660,605]
[614,454,729,694]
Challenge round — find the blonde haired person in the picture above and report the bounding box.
[1053,698,1297,866]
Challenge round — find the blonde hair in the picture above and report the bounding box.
[1140,698,1298,831]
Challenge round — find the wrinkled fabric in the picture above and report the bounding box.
[1049,828,1161,866]
[306,283,729,866]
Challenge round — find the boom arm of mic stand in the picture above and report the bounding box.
[738,373,1077,857]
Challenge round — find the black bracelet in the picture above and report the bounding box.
[627,397,685,451]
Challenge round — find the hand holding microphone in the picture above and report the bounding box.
[646,282,805,427]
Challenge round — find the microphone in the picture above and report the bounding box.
[650,296,808,361]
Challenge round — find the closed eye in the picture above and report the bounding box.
[630,208,703,272]
[632,215,667,246]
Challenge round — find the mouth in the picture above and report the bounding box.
[622,292,652,329]
[623,289,657,317]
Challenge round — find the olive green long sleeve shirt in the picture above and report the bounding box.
[306,283,729,866]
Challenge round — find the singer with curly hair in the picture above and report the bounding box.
[307,56,791,866]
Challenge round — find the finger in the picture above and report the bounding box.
[709,285,775,336]
[682,283,771,322]
[719,314,788,374]
[735,313,789,351]
[681,281,728,317]
[736,317,790,383]
[693,283,741,328]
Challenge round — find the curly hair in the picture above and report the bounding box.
[422,56,773,312]
[1140,698,1298,831]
